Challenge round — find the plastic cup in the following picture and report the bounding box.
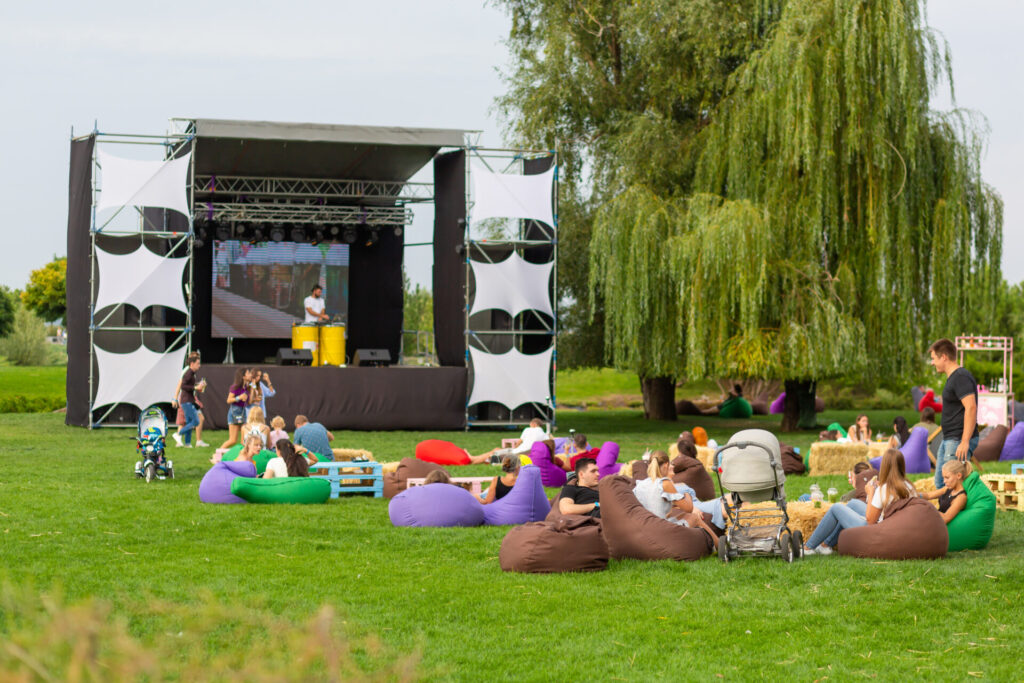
[827,487,838,503]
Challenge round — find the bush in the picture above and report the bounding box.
[0,395,65,413]
[0,306,47,366]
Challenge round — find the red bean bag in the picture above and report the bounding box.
[836,497,948,560]
[415,439,470,466]
[598,475,713,561]
[973,425,1008,462]
[383,457,445,499]
[499,516,609,573]
[918,389,942,413]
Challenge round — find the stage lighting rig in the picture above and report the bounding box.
[290,225,305,242]
[364,227,379,247]
[215,223,231,241]
[311,228,325,246]
[342,226,358,244]
[269,225,285,242]
[251,224,265,243]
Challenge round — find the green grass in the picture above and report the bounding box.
[2,410,1022,680]
[0,365,67,412]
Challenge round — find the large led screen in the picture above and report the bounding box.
[211,241,350,338]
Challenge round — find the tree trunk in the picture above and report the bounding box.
[640,375,677,421]
[781,379,817,431]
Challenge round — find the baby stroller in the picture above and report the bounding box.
[713,429,800,563]
[134,406,174,482]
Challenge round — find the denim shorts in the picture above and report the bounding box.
[227,405,246,425]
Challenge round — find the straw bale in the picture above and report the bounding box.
[696,446,716,472]
[381,461,401,475]
[808,442,869,476]
[731,500,831,540]
[912,477,936,493]
[331,448,374,462]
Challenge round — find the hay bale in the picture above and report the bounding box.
[696,446,716,472]
[808,443,869,476]
[912,477,936,493]
[381,461,401,475]
[331,448,374,462]
[729,500,832,540]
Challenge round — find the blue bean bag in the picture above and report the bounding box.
[231,476,331,504]
[483,466,549,526]
[1000,422,1024,461]
[199,461,256,504]
[389,483,485,527]
[529,441,567,488]
[596,441,621,479]
[869,427,930,474]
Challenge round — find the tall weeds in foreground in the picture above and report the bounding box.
[0,582,422,681]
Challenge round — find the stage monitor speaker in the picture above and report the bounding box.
[277,348,313,366]
[352,348,391,367]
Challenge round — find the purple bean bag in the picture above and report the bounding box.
[199,460,256,504]
[596,442,620,479]
[483,466,550,526]
[869,427,930,474]
[769,393,785,414]
[388,483,485,527]
[1000,422,1024,461]
[529,441,567,488]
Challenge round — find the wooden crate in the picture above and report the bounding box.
[982,474,1024,511]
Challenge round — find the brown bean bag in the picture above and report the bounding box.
[779,442,805,475]
[499,516,609,573]
[973,425,1008,462]
[631,460,649,480]
[670,456,717,501]
[382,457,445,499]
[836,497,948,560]
[750,398,770,415]
[598,475,713,561]
[675,399,706,416]
[815,396,825,412]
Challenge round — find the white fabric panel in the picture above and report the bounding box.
[94,246,188,312]
[469,253,553,318]
[96,150,192,217]
[468,347,553,410]
[93,346,187,410]
[472,165,555,227]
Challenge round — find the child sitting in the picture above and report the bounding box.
[268,415,289,450]
[918,459,970,524]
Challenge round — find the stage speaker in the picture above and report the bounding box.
[277,348,313,366]
[352,348,391,367]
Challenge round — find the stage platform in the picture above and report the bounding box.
[198,365,467,431]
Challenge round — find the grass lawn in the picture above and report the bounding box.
[2,409,1022,680]
[0,365,66,412]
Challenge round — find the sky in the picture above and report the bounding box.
[0,1,1020,292]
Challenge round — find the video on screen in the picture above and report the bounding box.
[211,241,350,339]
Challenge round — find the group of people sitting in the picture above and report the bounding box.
[820,409,942,454]
[802,448,971,555]
[212,411,338,477]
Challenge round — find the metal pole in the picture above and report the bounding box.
[551,148,559,429]
[87,132,99,429]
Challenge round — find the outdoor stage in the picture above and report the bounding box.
[199,365,467,431]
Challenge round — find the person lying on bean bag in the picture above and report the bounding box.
[557,458,601,518]
[717,384,753,419]
[632,451,718,539]
[415,439,492,466]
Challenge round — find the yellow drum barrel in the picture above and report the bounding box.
[291,324,319,366]
[319,324,346,366]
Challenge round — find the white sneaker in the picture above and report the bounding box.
[196,440,209,447]
[816,545,833,555]
[171,432,183,447]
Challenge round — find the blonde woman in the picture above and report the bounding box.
[918,459,971,524]
[632,451,717,537]
[242,406,271,449]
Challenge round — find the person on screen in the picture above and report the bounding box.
[304,285,329,323]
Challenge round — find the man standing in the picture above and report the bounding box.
[929,338,978,487]
[304,284,329,323]
[293,414,334,461]
[558,458,601,518]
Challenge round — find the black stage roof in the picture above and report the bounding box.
[181,118,469,182]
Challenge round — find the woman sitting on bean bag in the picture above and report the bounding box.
[480,455,520,503]
[263,439,317,479]
[632,451,718,538]
[804,448,916,555]
[887,416,912,449]
[717,384,753,419]
[917,459,969,524]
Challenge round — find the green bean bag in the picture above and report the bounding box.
[718,396,753,419]
[230,476,330,504]
[946,471,997,552]
[223,444,275,476]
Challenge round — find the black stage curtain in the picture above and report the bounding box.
[433,150,466,366]
[197,365,467,430]
[65,137,95,426]
[348,227,404,362]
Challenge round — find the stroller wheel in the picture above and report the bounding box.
[167,467,174,480]
[718,536,730,563]
[778,530,794,563]
[791,530,804,560]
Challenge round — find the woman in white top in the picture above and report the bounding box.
[805,448,916,554]
[632,451,717,537]
[242,406,271,448]
[263,439,317,479]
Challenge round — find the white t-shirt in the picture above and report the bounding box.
[265,455,313,478]
[513,426,549,454]
[304,295,325,323]
[870,480,917,521]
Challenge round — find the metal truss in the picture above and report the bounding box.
[198,202,413,226]
[194,175,433,204]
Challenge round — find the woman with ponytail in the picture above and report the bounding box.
[480,455,520,504]
[263,439,316,479]
[919,459,971,524]
[632,451,717,537]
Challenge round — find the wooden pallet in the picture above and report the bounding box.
[981,474,1024,511]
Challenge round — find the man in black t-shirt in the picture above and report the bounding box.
[558,458,601,518]
[929,338,978,488]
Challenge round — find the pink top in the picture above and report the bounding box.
[268,429,289,449]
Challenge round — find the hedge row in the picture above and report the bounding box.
[0,395,65,413]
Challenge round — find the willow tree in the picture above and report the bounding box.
[590,0,1001,425]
